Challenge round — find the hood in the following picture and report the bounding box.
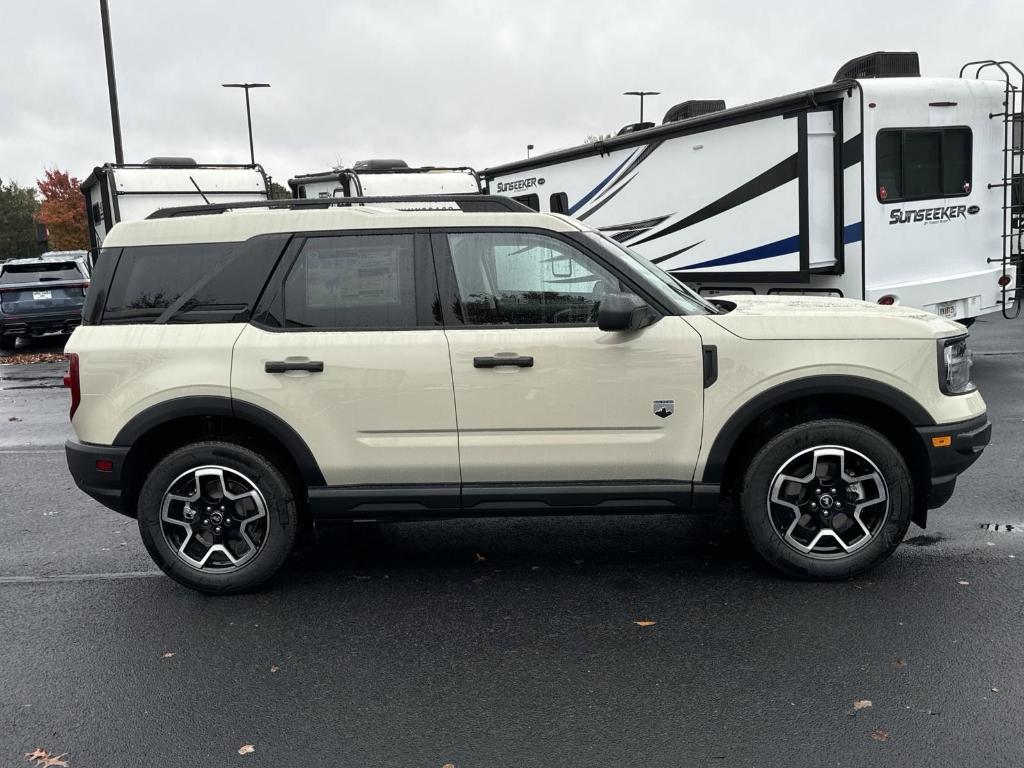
[707,294,966,340]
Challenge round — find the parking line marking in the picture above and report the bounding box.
[0,570,163,585]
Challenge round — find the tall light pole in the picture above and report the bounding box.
[221,83,270,165]
[99,0,124,163]
[623,90,660,124]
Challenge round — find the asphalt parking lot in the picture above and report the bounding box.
[1,320,1022,767]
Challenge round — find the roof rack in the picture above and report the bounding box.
[147,194,530,219]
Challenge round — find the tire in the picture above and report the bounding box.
[0,334,17,352]
[739,418,913,580]
[137,441,298,594]
[958,317,975,329]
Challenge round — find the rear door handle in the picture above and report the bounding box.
[265,360,324,373]
[473,355,534,369]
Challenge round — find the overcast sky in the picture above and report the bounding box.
[1,0,1022,189]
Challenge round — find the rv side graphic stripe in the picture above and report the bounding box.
[842,134,863,168]
[632,153,800,246]
[592,140,666,205]
[576,174,638,221]
[568,149,639,215]
[679,222,863,270]
[682,235,801,270]
[843,221,863,244]
[652,241,704,263]
[598,214,671,232]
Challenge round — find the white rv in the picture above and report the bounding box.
[483,53,1022,323]
[82,158,270,250]
[289,160,482,200]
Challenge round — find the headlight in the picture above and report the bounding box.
[938,336,974,395]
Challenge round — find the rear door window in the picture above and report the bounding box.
[258,233,437,330]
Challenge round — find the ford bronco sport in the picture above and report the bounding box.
[63,196,990,593]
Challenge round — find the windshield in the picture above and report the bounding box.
[582,231,718,315]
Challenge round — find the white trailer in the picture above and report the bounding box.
[289,159,482,200]
[483,53,1022,323]
[82,158,270,250]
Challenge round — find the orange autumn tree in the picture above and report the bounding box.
[36,169,89,251]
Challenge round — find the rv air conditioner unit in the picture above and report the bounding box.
[833,51,920,82]
[353,159,409,170]
[617,122,655,136]
[663,100,726,124]
[142,157,199,167]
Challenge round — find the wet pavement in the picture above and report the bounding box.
[1,319,1023,767]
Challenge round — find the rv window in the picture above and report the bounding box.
[511,193,540,211]
[103,241,279,324]
[279,234,420,329]
[876,127,972,203]
[446,231,623,325]
[550,192,569,214]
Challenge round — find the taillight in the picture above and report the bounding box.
[64,353,81,420]
[998,274,1012,287]
[878,295,896,306]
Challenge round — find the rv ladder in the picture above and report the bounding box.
[961,60,1024,319]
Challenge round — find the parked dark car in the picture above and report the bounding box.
[0,257,90,351]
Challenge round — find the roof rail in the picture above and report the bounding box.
[146,194,531,219]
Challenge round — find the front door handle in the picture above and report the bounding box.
[265,360,324,373]
[473,355,534,369]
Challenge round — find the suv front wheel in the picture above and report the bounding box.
[137,441,298,593]
[740,419,913,580]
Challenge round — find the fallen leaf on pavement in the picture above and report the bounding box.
[161,652,175,659]
[8,416,21,422]
[992,687,1000,693]
[474,552,486,563]
[871,727,890,742]
[238,744,255,756]
[634,620,656,627]
[957,580,970,585]
[893,659,907,669]
[23,749,69,767]
[270,665,279,673]
[853,699,873,710]
[442,763,456,768]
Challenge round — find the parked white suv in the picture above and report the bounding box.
[63,196,990,592]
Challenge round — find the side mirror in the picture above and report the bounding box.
[597,292,660,332]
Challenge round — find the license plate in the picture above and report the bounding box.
[32,290,52,301]
[937,302,956,318]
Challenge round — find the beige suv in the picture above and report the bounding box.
[63,196,990,593]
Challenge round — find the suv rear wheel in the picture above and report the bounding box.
[137,441,298,593]
[739,419,913,580]
[0,335,17,352]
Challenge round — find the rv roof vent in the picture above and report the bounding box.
[142,157,198,167]
[616,122,655,136]
[353,159,409,170]
[834,51,920,82]
[662,100,726,124]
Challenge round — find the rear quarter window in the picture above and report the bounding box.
[100,237,286,325]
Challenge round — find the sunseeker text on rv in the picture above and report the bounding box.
[888,204,976,225]
[496,177,543,193]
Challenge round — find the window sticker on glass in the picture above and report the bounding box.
[304,248,401,309]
